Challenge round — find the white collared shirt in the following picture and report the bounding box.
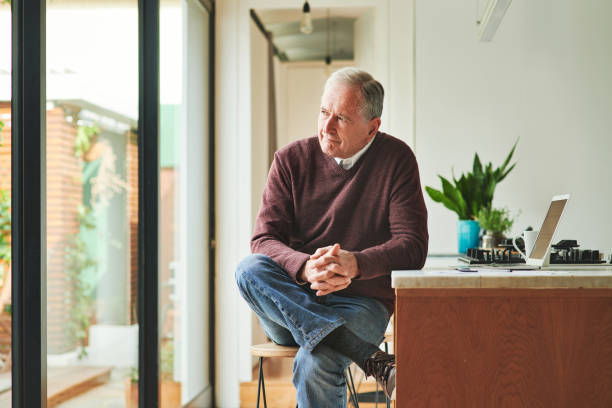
[334,134,377,170]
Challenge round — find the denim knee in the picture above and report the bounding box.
[235,254,272,290]
[293,347,348,407]
[235,253,264,279]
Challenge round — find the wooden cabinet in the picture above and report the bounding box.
[394,288,612,407]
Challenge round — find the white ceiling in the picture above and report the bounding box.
[254,7,372,62]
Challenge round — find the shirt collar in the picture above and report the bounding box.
[334,134,377,170]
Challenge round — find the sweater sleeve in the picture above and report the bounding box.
[353,149,429,279]
[251,153,310,282]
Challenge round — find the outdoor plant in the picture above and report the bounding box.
[425,141,518,220]
[126,340,174,383]
[477,207,517,236]
[0,189,10,274]
[128,366,139,383]
[74,124,100,159]
[160,340,175,381]
[64,204,97,359]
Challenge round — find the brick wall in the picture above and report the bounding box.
[0,103,10,283]
[126,133,139,325]
[0,104,83,353]
[46,106,82,354]
[0,103,10,192]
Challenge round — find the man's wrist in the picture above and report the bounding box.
[296,263,309,285]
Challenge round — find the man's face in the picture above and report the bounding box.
[318,82,381,159]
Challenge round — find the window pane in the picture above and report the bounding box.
[159,0,211,405]
[46,1,138,406]
[0,2,11,406]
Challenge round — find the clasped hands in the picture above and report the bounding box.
[298,243,359,296]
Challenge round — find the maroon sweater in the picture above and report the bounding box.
[251,132,428,313]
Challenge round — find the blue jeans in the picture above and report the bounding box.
[236,254,390,408]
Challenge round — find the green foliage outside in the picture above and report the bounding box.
[128,366,139,383]
[160,341,175,381]
[477,207,517,235]
[129,340,175,383]
[68,123,100,357]
[425,141,518,220]
[64,204,97,359]
[74,124,100,159]
[0,189,10,272]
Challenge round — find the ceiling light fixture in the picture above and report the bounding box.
[325,9,332,76]
[300,1,314,35]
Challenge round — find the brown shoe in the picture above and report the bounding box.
[363,350,396,400]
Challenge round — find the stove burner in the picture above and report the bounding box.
[459,239,609,265]
[459,247,525,265]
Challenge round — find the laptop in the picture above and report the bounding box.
[466,194,570,270]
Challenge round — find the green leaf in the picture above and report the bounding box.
[425,186,460,215]
[472,153,483,176]
[498,139,518,175]
[498,163,516,183]
[440,176,468,218]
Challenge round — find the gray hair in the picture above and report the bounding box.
[324,67,384,120]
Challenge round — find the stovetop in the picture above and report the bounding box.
[458,239,609,265]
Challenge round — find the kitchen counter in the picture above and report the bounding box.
[391,259,612,407]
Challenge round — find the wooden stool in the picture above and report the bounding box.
[250,342,361,408]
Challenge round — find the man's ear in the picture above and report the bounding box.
[369,117,381,135]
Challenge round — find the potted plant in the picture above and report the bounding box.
[477,207,517,248]
[425,141,517,253]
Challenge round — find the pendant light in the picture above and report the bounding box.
[300,1,314,34]
[324,9,332,76]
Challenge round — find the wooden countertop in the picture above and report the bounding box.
[392,256,612,289]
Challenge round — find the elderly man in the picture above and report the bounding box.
[236,67,428,407]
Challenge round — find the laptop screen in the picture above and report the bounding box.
[529,197,569,260]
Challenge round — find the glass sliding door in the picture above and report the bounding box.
[45,1,139,406]
[7,0,213,404]
[159,0,212,406]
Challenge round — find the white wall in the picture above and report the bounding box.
[250,20,271,229]
[176,0,210,404]
[354,1,416,147]
[416,0,612,253]
[215,0,253,406]
[249,18,276,350]
[276,60,353,149]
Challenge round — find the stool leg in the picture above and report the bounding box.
[261,357,268,408]
[256,356,268,408]
[346,366,360,408]
[384,342,390,408]
[256,357,263,408]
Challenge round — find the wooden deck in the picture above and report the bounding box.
[0,366,111,407]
